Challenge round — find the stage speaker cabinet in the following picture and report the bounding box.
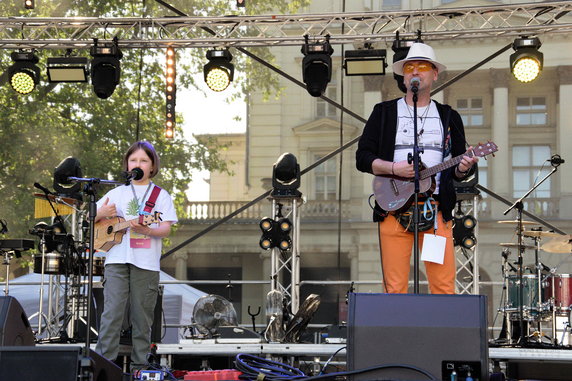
[0,295,35,346]
[347,293,488,381]
[0,346,122,381]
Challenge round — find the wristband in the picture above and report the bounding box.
[391,162,395,175]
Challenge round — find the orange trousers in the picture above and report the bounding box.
[378,211,456,294]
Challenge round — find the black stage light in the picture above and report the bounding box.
[90,39,123,99]
[454,215,477,249]
[510,37,543,83]
[344,46,387,76]
[237,0,246,7]
[53,156,83,199]
[391,37,417,94]
[203,49,234,92]
[301,35,334,97]
[7,51,40,95]
[165,47,176,139]
[24,0,34,9]
[47,57,88,83]
[259,217,292,251]
[272,153,301,198]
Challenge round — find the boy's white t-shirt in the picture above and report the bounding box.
[96,183,178,271]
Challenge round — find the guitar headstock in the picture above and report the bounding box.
[471,141,498,158]
[141,211,163,225]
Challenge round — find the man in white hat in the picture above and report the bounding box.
[356,42,478,294]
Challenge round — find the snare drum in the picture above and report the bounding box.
[33,253,63,275]
[506,274,544,319]
[545,274,572,313]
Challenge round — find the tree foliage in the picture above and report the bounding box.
[0,0,308,246]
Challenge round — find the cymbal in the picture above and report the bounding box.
[499,242,536,250]
[497,220,538,226]
[522,230,563,239]
[541,236,572,254]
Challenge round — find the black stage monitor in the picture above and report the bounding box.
[347,293,488,381]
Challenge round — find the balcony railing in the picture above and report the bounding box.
[182,200,351,222]
[477,197,559,220]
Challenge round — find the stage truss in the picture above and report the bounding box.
[455,195,481,295]
[0,2,570,49]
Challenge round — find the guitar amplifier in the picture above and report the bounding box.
[347,293,488,381]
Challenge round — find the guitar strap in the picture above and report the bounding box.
[138,185,161,223]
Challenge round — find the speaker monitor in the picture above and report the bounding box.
[347,293,488,381]
[0,295,35,346]
[0,346,122,381]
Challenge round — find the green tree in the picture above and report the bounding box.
[0,0,308,276]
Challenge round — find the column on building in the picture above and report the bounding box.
[489,68,510,220]
[174,251,189,280]
[557,66,572,218]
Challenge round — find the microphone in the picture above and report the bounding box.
[34,182,55,196]
[122,167,144,182]
[410,77,420,92]
[549,154,565,166]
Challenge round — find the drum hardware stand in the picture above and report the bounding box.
[503,157,560,346]
[500,248,514,343]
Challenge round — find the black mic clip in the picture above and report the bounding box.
[549,154,565,168]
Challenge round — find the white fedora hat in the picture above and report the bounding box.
[392,42,447,76]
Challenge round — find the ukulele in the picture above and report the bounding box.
[372,141,498,212]
[93,211,162,252]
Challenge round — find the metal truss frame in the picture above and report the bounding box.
[455,195,480,295]
[0,2,571,49]
[269,197,302,314]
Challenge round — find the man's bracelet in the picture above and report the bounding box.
[457,166,469,175]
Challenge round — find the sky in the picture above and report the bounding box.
[179,77,246,201]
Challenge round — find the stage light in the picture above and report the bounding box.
[272,153,301,198]
[165,47,176,139]
[7,51,40,95]
[53,156,83,199]
[344,46,387,76]
[24,0,34,9]
[301,36,334,97]
[510,37,543,83]
[90,38,123,99]
[454,215,477,249]
[391,37,417,94]
[47,56,88,83]
[237,0,246,7]
[259,217,292,251]
[203,49,234,92]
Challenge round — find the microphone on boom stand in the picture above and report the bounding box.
[122,168,144,185]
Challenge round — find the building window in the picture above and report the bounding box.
[314,154,337,200]
[512,145,551,198]
[457,98,483,127]
[383,0,401,10]
[316,71,337,118]
[516,97,547,126]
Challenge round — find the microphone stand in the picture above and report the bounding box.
[503,160,561,346]
[409,84,423,294]
[65,177,122,362]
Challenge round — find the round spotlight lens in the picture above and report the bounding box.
[165,128,174,139]
[512,57,541,83]
[278,238,292,251]
[279,219,292,232]
[11,70,36,94]
[260,218,273,232]
[205,67,231,92]
[462,236,476,250]
[260,238,273,250]
[463,216,476,229]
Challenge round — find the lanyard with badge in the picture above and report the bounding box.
[129,182,160,249]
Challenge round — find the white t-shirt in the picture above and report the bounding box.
[96,183,178,271]
[394,98,450,194]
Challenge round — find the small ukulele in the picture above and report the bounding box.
[372,141,498,212]
[93,212,162,252]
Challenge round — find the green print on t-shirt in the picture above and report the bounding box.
[127,197,140,217]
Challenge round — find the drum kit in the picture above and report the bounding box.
[4,192,106,341]
[497,219,572,347]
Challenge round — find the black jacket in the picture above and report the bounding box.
[355,98,470,222]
